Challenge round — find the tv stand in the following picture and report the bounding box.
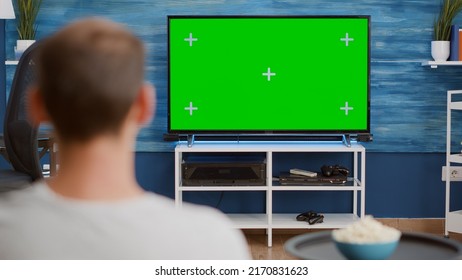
[174,141,366,247]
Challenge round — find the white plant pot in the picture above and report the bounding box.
[431,40,450,62]
[15,40,36,60]
[16,40,36,52]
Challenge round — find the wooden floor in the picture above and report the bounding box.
[244,218,462,260]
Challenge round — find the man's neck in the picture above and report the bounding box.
[46,136,144,201]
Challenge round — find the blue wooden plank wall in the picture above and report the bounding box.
[4,0,462,153]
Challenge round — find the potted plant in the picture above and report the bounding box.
[432,0,462,61]
[14,0,42,58]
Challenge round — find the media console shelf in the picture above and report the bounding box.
[174,141,366,247]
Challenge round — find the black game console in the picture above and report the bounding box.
[279,172,347,185]
[182,156,266,186]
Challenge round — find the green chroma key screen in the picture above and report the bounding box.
[168,16,370,134]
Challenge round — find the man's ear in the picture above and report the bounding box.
[133,83,156,126]
[27,87,50,126]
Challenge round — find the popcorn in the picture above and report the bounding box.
[332,216,401,243]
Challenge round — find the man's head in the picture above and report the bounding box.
[32,18,153,143]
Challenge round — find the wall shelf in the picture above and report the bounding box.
[422,61,462,68]
[174,141,366,247]
[5,60,18,65]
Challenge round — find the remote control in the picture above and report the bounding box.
[290,168,317,178]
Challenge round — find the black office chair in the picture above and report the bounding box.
[0,42,44,192]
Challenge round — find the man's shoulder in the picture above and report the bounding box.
[141,193,250,259]
[0,187,250,259]
[0,182,44,205]
[142,192,234,227]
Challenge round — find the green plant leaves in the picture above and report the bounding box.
[15,0,42,40]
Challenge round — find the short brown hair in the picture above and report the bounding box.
[36,18,145,143]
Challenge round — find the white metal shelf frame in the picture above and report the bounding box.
[174,141,366,247]
[445,90,462,236]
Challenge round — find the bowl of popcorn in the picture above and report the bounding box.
[332,216,401,260]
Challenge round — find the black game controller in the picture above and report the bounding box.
[321,165,349,177]
[296,211,324,225]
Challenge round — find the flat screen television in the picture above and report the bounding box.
[167,15,371,141]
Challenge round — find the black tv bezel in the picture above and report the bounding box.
[167,15,371,138]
